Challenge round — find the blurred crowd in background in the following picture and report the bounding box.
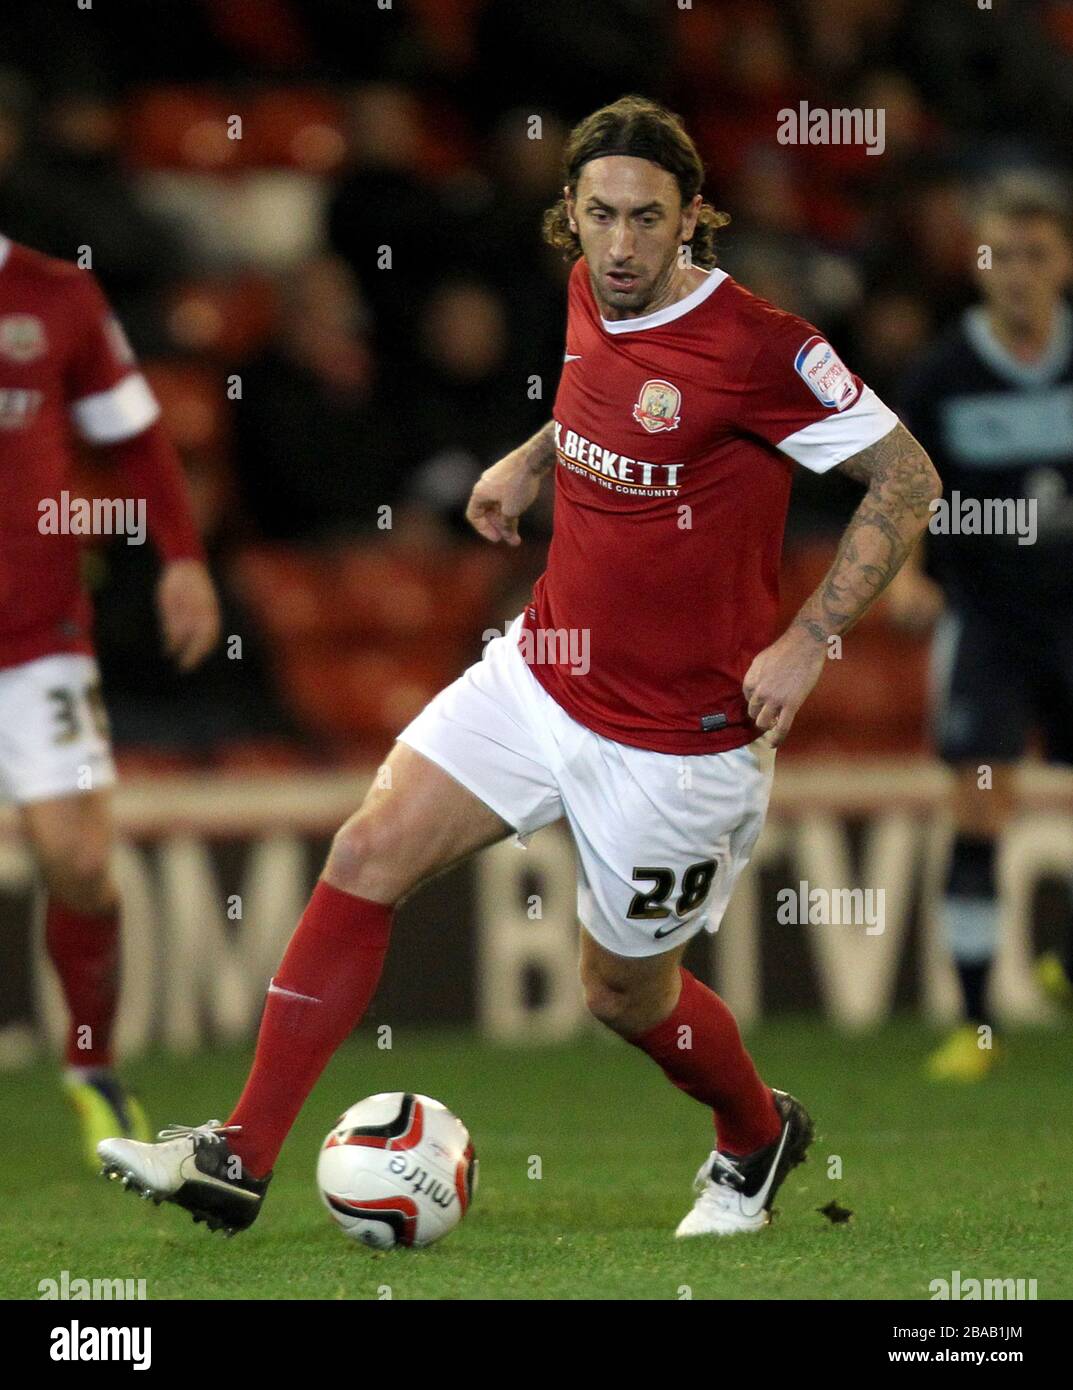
[3,0,1072,765]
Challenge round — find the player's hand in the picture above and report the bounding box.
[156,559,221,671]
[743,623,828,748]
[465,454,543,546]
[884,567,944,634]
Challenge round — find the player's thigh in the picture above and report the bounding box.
[20,788,116,905]
[326,741,514,903]
[566,734,774,959]
[930,608,1029,766]
[331,615,565,903]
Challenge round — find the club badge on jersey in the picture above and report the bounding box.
[632,378,682,433]
[794,335,859,411]
[0,314,47,363]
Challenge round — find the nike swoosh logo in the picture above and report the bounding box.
[653,920,686,940]
[268,982,322,1005]
[738,1119,791,1218]
[563,353,582,362]
[181,1153,258,1198]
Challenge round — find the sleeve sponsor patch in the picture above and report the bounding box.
[794,335,859,411]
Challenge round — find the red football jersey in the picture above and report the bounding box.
[521,257,898,755]
[0,235,195,669]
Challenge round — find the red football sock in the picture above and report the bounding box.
[628,967,780,1155]
[45,900,120,1069]
[226,880,394,1178]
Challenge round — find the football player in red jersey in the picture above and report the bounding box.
[0,234,220,1165]
[100,98,939,1240]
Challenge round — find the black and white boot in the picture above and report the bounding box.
[98,1121,271,1236]
[675,1090,814,1237]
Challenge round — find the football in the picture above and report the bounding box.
[317,1092,478,1249]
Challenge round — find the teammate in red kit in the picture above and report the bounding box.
[0,234,220,1165]
[100,97,940,1238]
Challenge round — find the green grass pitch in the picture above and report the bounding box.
[2,1019,1070,1300]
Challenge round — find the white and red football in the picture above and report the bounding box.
[317,1092,478,1249]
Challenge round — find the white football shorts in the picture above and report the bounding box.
[0,653,116,805]
[398,614,774,958]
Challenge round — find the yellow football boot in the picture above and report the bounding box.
[63,1071,152,1171]
[925,1024,1003,1082]
[1035,951,1073,1007]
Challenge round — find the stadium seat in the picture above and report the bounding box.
[244,90,347,173]
[777,540,930,756]
[141,362,229,453]
[333,543,509,641]
[277,646,463,744]
[230,548,351,643]
[124,88,245,171]
[409,0,484,65]
[785,625,930,757]
[165,277,278,358]
[113,747,201,778]
[234,542,509,645]
[211,739,313,773]
[233,541,510,749]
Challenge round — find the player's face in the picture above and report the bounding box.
[566,157,700,318]
[975,214,1073,326]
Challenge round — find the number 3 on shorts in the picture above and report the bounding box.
[46,682,110,746]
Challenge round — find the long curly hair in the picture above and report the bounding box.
[542,95,730,268]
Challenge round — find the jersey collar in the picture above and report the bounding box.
[964,301,1073,387]
[597,265,727,334]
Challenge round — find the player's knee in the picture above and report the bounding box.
[326,811,407,900]
[40,842,116,913]
[581,954,679,1036]
[582,961,661,1033]
[583,975,633,1030]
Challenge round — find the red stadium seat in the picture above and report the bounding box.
[233,541,511,748]
[244,90,348,173]
[277,646,463,743]
[124,88,245,171]
[409,0,484,65]
[113,747,200,778]
[234,541,509,646]
[231,548,351,643]
[141,362,229,453]
[165,277,278,358]
[333,543,509,641]
[211,739,313,773]
[776,540,930,757]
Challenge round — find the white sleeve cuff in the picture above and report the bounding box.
[776,386,900,473]
[69,372,160,444]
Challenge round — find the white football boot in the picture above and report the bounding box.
[675,1089,814,1237]
[98,1121,271,1235]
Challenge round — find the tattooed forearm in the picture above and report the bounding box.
[518,421,557,476]
[794,422,941,642]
